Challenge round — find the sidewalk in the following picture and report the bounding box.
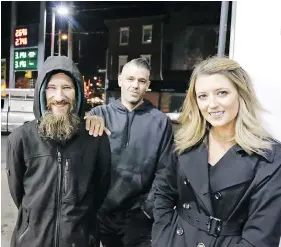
[1,169,17,247]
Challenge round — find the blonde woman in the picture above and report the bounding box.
[152,57,281,247]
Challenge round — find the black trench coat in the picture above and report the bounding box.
[152,142,281,247]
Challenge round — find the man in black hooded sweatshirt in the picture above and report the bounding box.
[6,56,111,247]
[85,58,174,247]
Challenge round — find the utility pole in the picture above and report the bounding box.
[58,29,62,56]
[104,48,109,103]
[68,22,73,59]
[9,2,16,88]
[38,1,46,71]
[78,39,81,63]
[51,7,56,56]
[218,1,229,57]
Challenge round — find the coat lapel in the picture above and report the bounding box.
[178,143,214,215]
[209,146,259,193]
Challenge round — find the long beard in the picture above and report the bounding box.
[38,110,81,144]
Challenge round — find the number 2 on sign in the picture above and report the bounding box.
[15,38,27,46]
[15,28,28,37]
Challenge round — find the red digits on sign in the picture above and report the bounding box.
[15,38,27,46]
[15,28,28,38]
[21,38,27,45]
[15,29,20,37]
[14,28,28,46]
[23,29,28,36]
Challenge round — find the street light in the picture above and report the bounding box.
[58,31,68,56]
[50,6,70,56]
[56,6,69,16]
[61,34,68,40]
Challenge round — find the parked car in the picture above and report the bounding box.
[1,88,35,133]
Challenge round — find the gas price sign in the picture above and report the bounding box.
[14,25,39,48]
[14,48,38,71]
[14,28,28,47]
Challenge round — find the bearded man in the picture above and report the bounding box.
[6,56,111,247]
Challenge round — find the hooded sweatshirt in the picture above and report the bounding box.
[6,56,111,247]
[33,56,84,118]
[88,99,174,219]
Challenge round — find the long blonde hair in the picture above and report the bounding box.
[175,56,273,155]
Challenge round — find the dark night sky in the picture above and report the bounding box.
[1,1,221,79]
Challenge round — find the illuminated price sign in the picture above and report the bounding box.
[14,48,38,71]
[14,25,39,48]
[15,28,28,37]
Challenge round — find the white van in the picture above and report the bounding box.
[1,88,35,133]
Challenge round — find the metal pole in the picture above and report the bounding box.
[217,1,229,57]
[58,29,62,56]
[78,39,81,63]
[9,1,17,88]
[104,48,109,103]
[68,21,73,59]
[229,1,237,59]
[38,1,46,71]
[51,7,56,56]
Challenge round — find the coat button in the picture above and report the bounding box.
[197,243,205,247]
[183,203,190,209]
[214,192,222,200]
[176,228,184,235]
[6,169,10,176]
[183,179,189,185]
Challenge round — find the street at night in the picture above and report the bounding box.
[1,1,281,247]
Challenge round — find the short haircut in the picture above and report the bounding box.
[125,58,151,72]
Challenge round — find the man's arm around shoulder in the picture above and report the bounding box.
[85,105,111,137]
[87,105,105,117]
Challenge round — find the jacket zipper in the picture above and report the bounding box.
[18,210,29,243]
[124,111,129,148]
[124,111,135,148]
[64,159,69,194]
[54,150,62,247]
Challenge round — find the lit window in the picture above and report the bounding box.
[120,27,129,45]
[118,55,128,74]
[142,25,153,44]
[140,55,151,66]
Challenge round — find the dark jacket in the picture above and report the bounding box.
[88,99,174,219]
[6,56,111,247]
[152,141,281,247]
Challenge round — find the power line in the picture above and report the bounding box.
[45,31,105,36]
[75,4,152,13]
[46,3,153,15]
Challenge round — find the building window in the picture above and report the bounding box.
[142,25,153,44]
[118,55,128,74]
[140,55,151,66]
[120,27,129,45]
